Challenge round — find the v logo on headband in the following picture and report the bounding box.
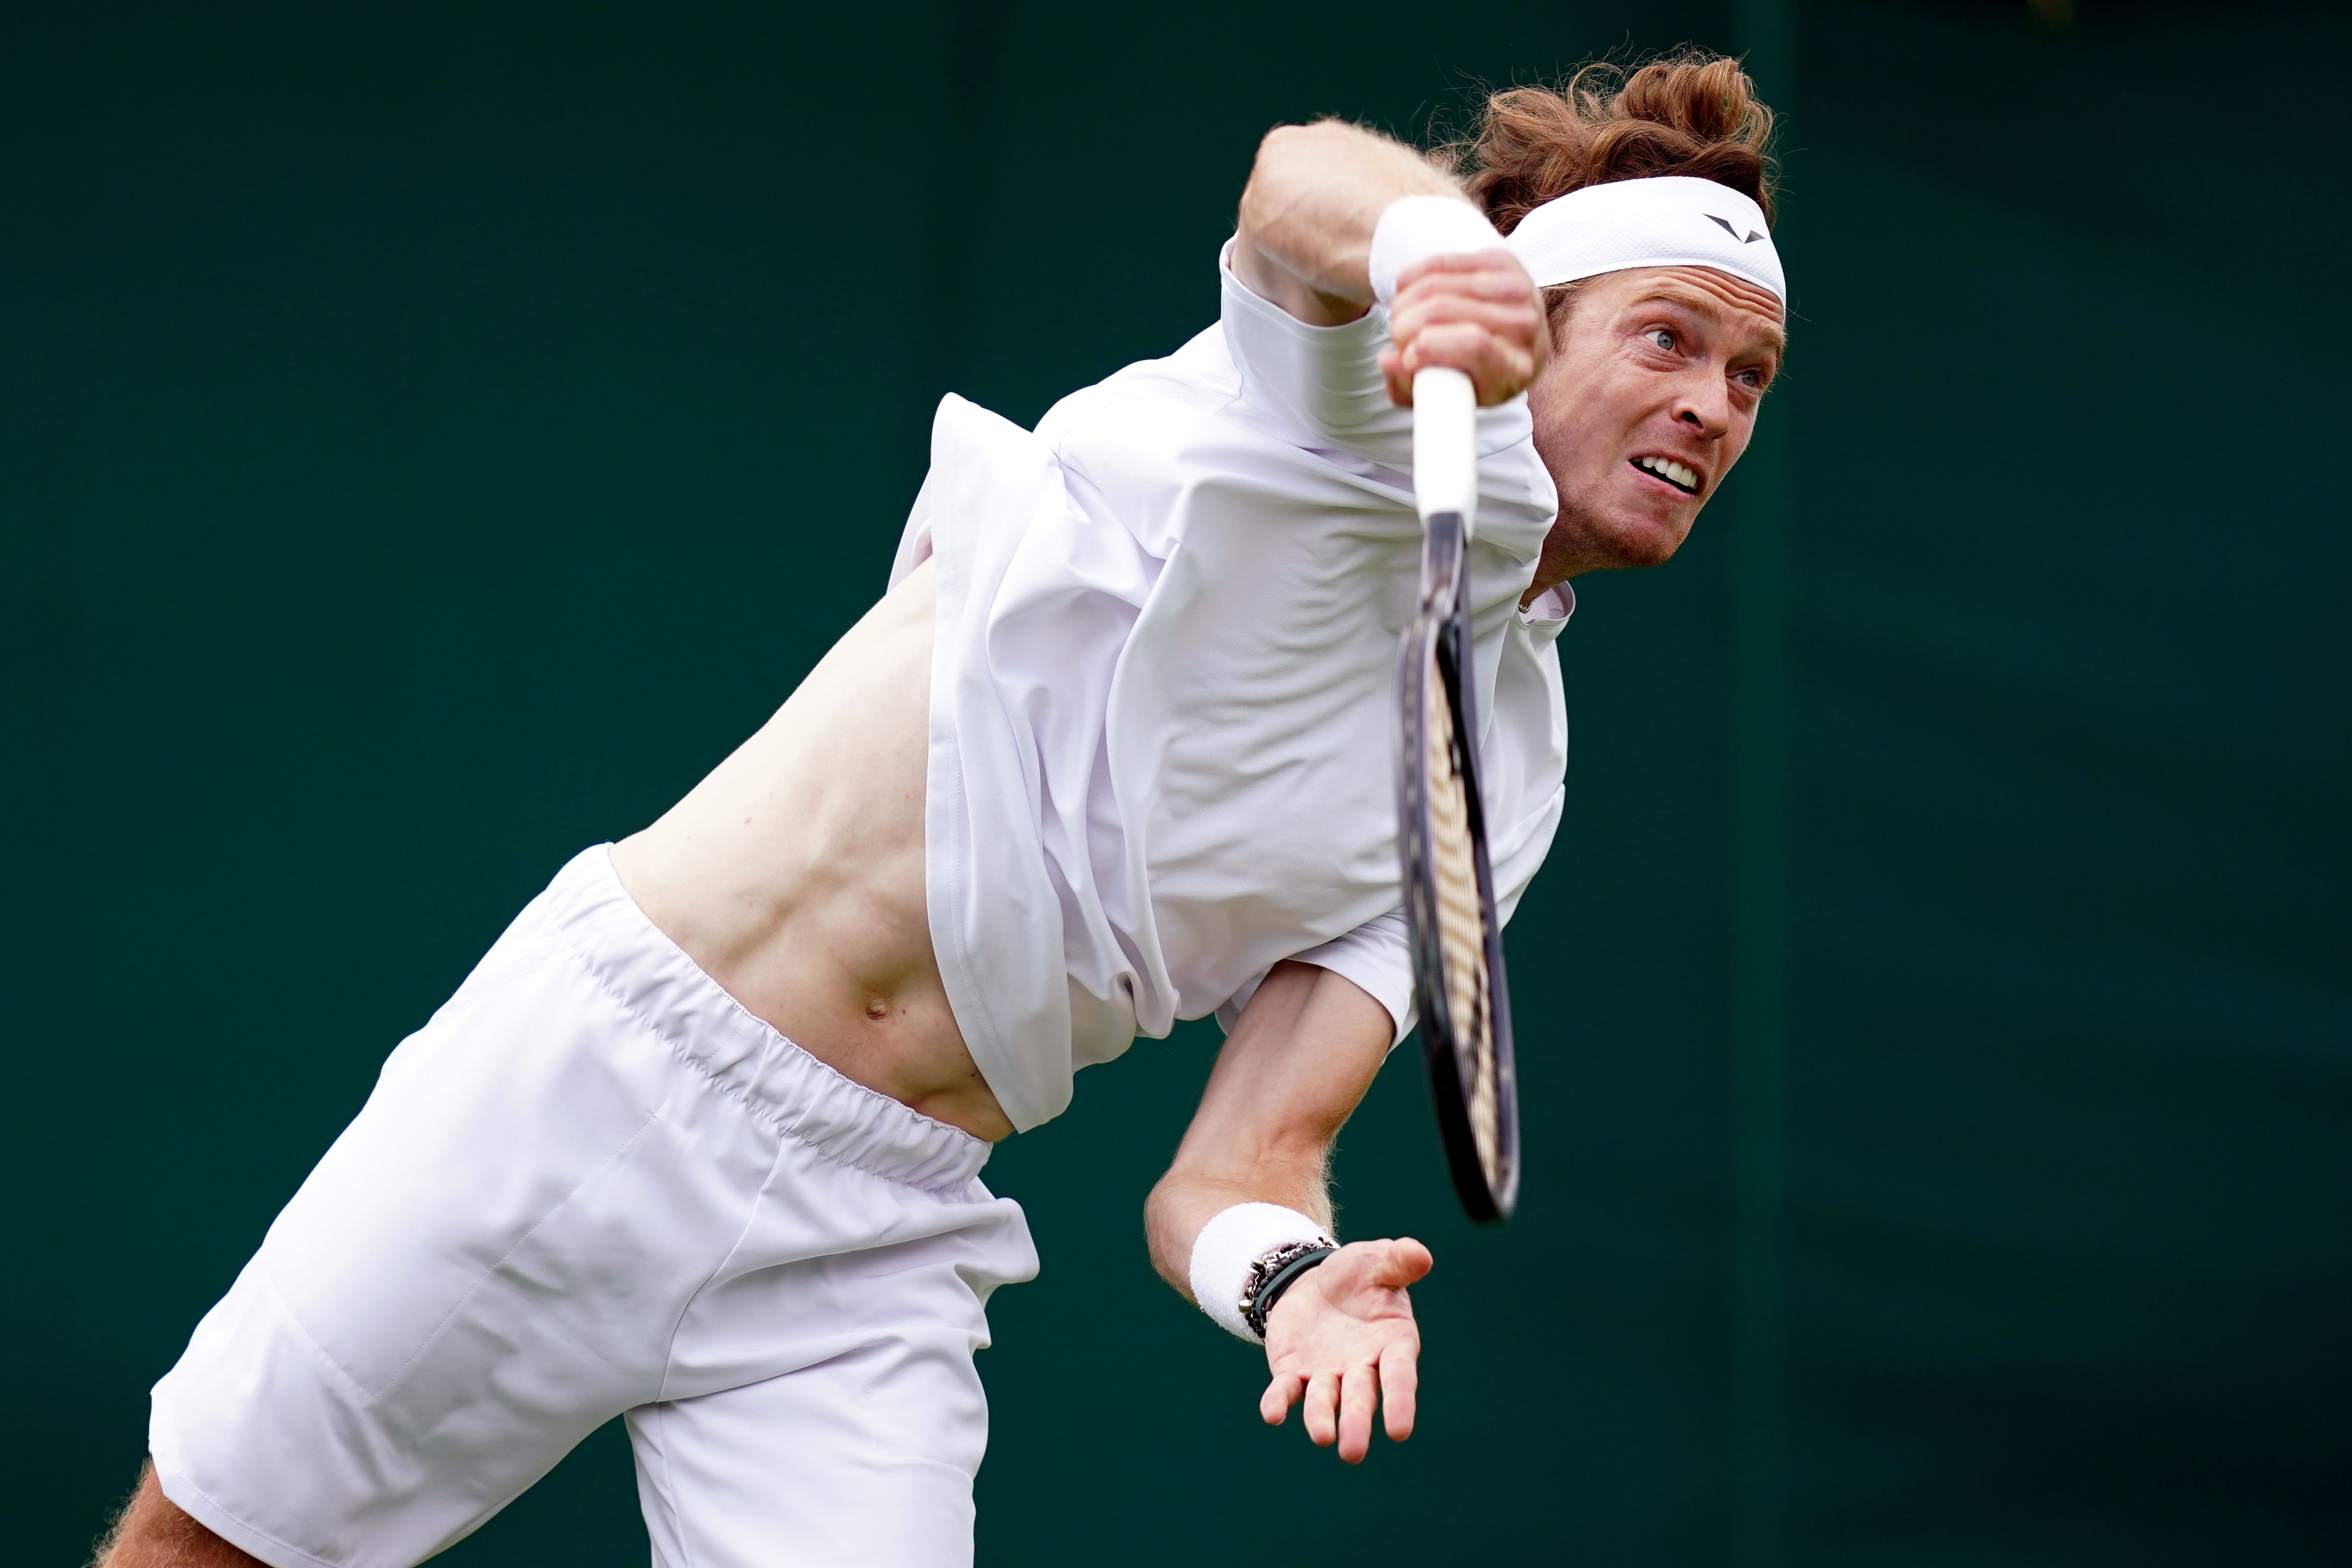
[1707,214,1765,244]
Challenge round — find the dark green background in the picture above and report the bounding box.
[6,2,2346,1563]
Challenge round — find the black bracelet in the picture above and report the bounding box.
[1241,1243,1336,1339]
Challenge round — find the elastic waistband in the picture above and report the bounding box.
[521,845,992,1195]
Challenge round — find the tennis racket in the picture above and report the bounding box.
[1397,365,1519,1223]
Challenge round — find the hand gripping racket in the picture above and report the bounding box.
[1398,365,1519,1222]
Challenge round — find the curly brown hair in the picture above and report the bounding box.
[1448,52,1779,236]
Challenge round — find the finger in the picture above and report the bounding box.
[1411,287,1542,325]
[1379,1336,1420,1441]
[1390,284,1546,334]
[1391,271,1545,334]
[1399,316,1533,371]
[1374,1236,1436,1289]
[1379,347,1413,408]
[1388,301,1545,361]
[1399,325,1538,406]
[1393,249,1524,294]
[1391,271,1545,332]
[1391,313,1547,384]
[1302,1371,1340,1447]
[1260,1371,1303,1427]
[1409,317,1535,367]
[1400,323,1533,386]
[1396,257,1541,294]
[1337,1361,1378,1464]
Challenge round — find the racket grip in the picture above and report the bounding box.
[1411,366,1479,535]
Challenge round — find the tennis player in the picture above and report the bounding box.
[97,53,1786,1568]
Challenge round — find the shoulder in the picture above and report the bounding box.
[1037,236,1395,466]
[1038,311,1375,555]
[1039,323,1240,452]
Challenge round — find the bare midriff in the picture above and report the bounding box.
[608,559,1014,1142]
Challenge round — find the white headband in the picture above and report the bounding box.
[1507,175,1784,301]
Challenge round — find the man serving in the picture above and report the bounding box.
[99,52,1787,1568]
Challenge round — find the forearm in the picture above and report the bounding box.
[1145,960,1390,1299]
[1233,120,1460,326]
[1154,965,1427,1461]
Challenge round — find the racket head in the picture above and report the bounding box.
[1396,513,1521,1222]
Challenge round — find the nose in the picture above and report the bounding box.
[1671,371,1732,439]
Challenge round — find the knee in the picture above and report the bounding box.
[92,1464,266,1568]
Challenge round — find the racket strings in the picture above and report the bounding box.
[1426,670,1501,1185]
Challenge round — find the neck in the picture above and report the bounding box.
[1519,521,1609,608]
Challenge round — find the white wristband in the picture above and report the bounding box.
[1369,194,1506,306]
[1187,1203,1335,1343]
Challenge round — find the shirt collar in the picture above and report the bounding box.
[1518,581,1575,644]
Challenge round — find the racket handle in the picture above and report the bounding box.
[1411,366,1478,536]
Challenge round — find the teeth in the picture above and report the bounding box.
[1637,456,1700,491]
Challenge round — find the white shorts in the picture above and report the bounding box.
[150,846,1038,1568]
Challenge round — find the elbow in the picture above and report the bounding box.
[1239,123,1306,234]
[1241,120,1351,220]
[1144,1168,1184,1231]
[1247,120,1347,179]
[1254,120,1328,167]
[1144,1169,1203,1293]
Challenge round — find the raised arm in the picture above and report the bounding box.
[1232,120,1551,406]
[1233,121,1457,326]
[1147,960,1432,1464]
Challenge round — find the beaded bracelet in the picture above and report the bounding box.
[1239,1241,1337,1340]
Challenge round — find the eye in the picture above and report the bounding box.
[1735,367,1763,389]
[1645,327,1677,352]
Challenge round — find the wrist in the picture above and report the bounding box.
[1187,1203,1336,1343]
[1368,194,1506,306]
[1242,1240,1336,1340]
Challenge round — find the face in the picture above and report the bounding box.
[1524,265,1785,583]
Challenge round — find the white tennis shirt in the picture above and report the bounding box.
[889,242,1573,1131]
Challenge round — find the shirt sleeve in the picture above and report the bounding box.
[1217,238,1405,444]
[1214,909,1417,1048]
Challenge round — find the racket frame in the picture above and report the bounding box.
[1396,507,1522,1223]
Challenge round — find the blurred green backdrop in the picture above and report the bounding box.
[5,2,2346,1564]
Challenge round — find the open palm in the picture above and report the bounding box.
[1257,1237,1433,1463]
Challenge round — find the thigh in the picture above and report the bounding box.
[150,944,781,1568]
[625,1103,1037,1568]
[629,1323,992,1568]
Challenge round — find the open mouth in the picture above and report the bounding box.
[1630,455,1702,496]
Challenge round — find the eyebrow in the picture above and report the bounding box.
[1629,286,1788,361]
